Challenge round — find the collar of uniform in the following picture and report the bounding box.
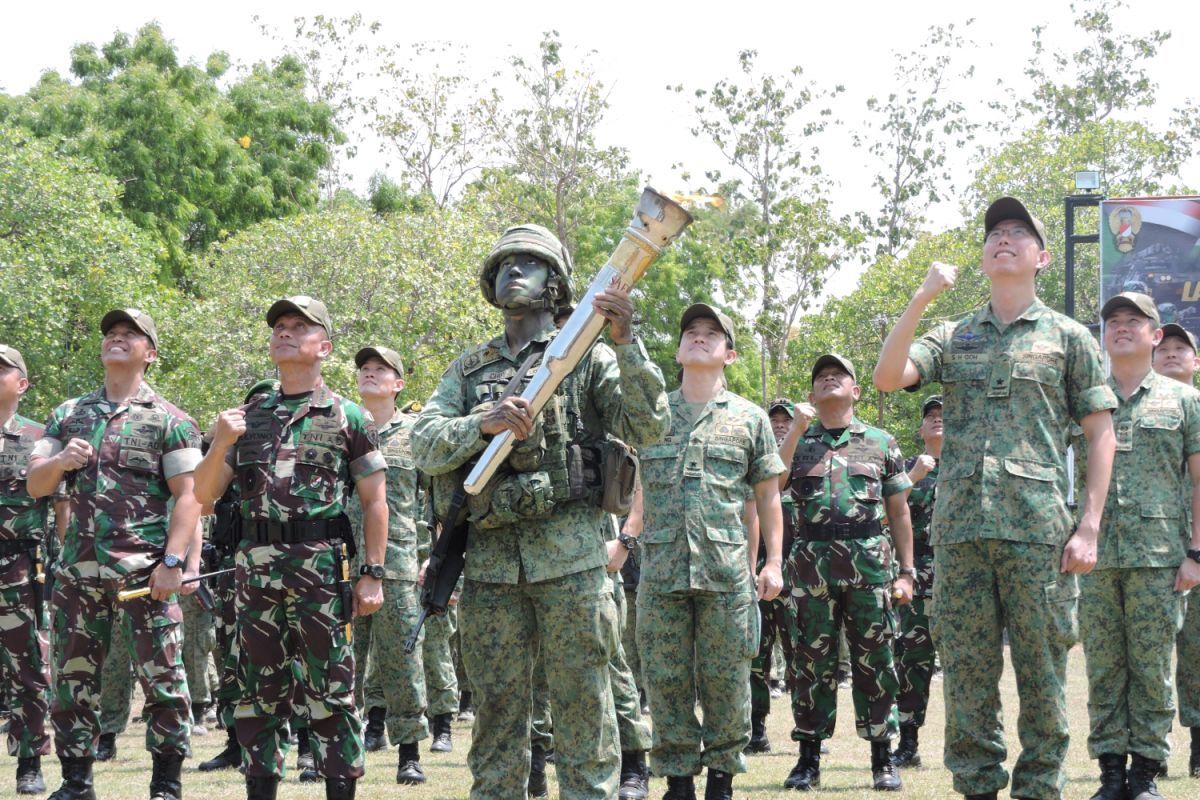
[379,406,406,434]
[1,413,19,437]
[85,380,157,408]
[497,323,558,363]
[259,381,334,411]
[1107,367,1158,401]
[668,388,732,408]
[976,298,1049,329]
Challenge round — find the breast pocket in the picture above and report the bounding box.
[291,445,340,503]
[705,444,747,489]
[235,444,271,499]
[640,444,681,489]
[847,462,882,503]
[118,448,160,484]
[790,461,827,502]
[942,361,988,383]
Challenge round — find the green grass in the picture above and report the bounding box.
[34,646,1198,799]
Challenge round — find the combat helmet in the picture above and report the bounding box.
[479,224,573,310]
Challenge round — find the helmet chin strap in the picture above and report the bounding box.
[500,283,560,312]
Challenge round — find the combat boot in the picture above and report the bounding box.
[396,742,426,785]
[296,729,319,783]
[870,740,902,791]
[528,745,548,798]
[363,707,387,752]
[745,711,770,754]
[1128,753,1164,800]
[1089,753,1127,800]
[618,750,648,799]
[662,775,696,800]
[16,755,46,795]
[784,739,821,790]
[94,732,117,762]
[890,724,920,768]
[1190,727,1200,778]
[429,713,453,753]
[457,690,475,722]
[149,751,183,800]
[324,778,356,800]
[191,703,208,737]
[199,727,241,772]
[704,768,733,800]
[964,794,998,800]
[47,756,96,800]
[244,775,278,800]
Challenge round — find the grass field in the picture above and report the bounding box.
[36,645,1197,799]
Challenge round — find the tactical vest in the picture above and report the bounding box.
[62,399,169,478]
[236,400,347,507]
[0,428,45,538]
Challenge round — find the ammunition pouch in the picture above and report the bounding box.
[595,439,639,516]
[211,499,240,551]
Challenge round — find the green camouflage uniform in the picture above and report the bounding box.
[1075,370,1200,761]
[785,417,910,743]
[907,299,1117,800]
[750,493,797,718]
[416,514,460,718]
[35,381,202,758]
[228,383,386,780]
[97,618,133,736]
[895,456,937,727]
[637,389,785,776]
[1179,474,1200,729]
[605,523,651,754]
[181,592,215,709]
[0,413,51,759]
[412,326,668,800]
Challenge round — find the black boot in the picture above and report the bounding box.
[870,741,902,792]
[964,794,998,800]
[149,752,184,800]
[296,728,318,783]
[784,739,821,790]
[244,775,278,800]
[528,746,548,798]
[1090,753,1128,800]
[325,777,356,800]
[199,727,241,772]
[429,713,453,753]
[1128,753,1164,800]
[396,742,426,785]
[363,707,387,752]
[704,768,733,800]
[191,703,208,736]
[16,755,46,796]
[745,712,770,754]
[890,724,920,768]
[1191,726,1200,778]
[457,690,475,722]
[94,733,117,763]
[662,775,697,800]
[48,756,96,800]
[618,751,648,799]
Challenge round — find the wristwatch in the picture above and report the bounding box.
[1187,549,1200,565]
[897,567,916,577]
[617,532,639,551]
[359,563,385,580]
[162,553,184,570]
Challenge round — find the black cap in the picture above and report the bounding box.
[1160,323,1198,352]
[768,397,794,418]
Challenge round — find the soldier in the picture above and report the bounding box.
[411,224,669,800]
[889,393,942,770]
[636,303,786,800]
[1074,293,1200,800]
[27,309,205,800]
[777,353,914,792]
[0,345,51,795]
[874,196,1118,800]
[192,296,389,800]
[1154,323,1200,779]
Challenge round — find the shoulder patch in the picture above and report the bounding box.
[461,341,505,375]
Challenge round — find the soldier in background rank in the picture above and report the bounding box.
[28,309,204,800]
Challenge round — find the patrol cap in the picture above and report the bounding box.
[266,296,332,336]
[0,344,28,378]
[1160,323,1198,352]
[242,378,279,405]
[679,303,736,349]
[1100,291,1160,326]
[984,197,1047,250]
[100,308,159,350]
[811,353,856,384]
[921,394,943,417]
[768,397,795,418]
[355,345,405,377]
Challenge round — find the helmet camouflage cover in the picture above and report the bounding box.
[480,224,574,310]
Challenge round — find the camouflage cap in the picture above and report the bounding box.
[768,397,795,418]
[679,303,736,349]
[985,196,1047,250]
[921,394,943,417]
[100,308,159,350]
[1160,322,1198,352]
[0,344,28,378]
[266,296,332,336]
[354,345,405,376]
[811,353,856,384]
[480,224,574,309]
[1101,291,1160,326]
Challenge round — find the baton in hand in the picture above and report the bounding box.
[116,567,235,602]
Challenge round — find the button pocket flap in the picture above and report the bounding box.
[793,460,828,479]
[847,463,880,480]
[1003,458,1057,482]
[1012,359,1062,385]
[706,444,746,466]
[639,444,676,462]
[1043,576,1079,604]
[118,448,160,473]
[296,444,338,469]
[1139,414,1182,430]
[1140,503,1179,519]
[943,362,988,382]
[706,526,743,544]
[236,444,271,466]
[939,459,976,480]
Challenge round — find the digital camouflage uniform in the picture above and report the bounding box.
[97,618,133,737]
[1074,370,1200,762]
[0,413,51,760]
[181,592,215,711]
[416,515,460,719]
[895,455,938,727]
[750,493,797,721]
[637,389,785,777]
[604,521,651,755]
[227,383,385,780]
[412,325,668,800]
[785,417,910,743]
[35,381,202,758]
[908,299,1117,800]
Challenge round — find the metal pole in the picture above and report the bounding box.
[1062,193,1103,322]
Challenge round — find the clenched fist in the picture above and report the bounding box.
[211,409,247,450]
[919,261,958,300]
[57,438,94,471]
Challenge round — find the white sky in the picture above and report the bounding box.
[4,1,1198,297]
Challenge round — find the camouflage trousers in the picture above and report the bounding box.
[98,609,133,735]
[422,603,459,718]
[181,592,215,706]
[895,596,936,727]
[50,563,190,757]
[750,594,796,718]
[208,551,239,730]
[1081,567,1184,761]
[234,542,361,780]
[1177,592,1200,728]
[788,583,899,742]
[351,580,429,745]
[621,588,641,695]
[531,648,553,752]
[0,554,51,757]
[933,540,1078,800]
[638,588,758,776]
[460,567,620,800]
[609,570,651,753]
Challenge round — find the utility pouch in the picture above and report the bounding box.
[597,439,639,516]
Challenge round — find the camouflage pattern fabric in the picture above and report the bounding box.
[422,604,459,718]
[750,496,797,716]
[620,586,640,695]
[97,615,133,735]
[1179,599,1200,727]
[181,592,215,706]
[530,650,553,753]
[411,323,668,799]
[908,299,1117,799]
[608,568,651,752]
[637,389,785,776]
[895,457,938,727]
[209,539,239,730]
[0,413,51,758]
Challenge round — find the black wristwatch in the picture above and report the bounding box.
[898,567,916,577]
[162,553,184,570]
[1187,548,1200,565]
[359,564,385,580]
[617,532,639,551]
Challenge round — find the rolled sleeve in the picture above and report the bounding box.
[908,323,950,387]
[748,453,787,486]
[882,472,913,497]
[1073,384,1119,422]
[351,451,387,482]
[32,438,63,459]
